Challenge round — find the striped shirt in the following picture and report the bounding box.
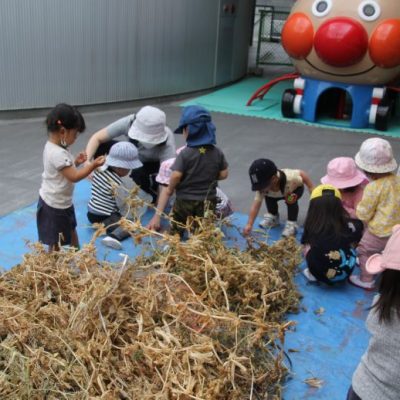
[88,169,122,216]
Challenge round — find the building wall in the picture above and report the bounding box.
[0,0,252,110]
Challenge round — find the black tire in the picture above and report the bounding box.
[375,98,393,131]
[281,89,297,118]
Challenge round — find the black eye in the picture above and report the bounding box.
[316,1,328,13]
[312,0,332,17]
[358,1,381,21]
[363,5,375,17]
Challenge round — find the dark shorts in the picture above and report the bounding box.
[37,197,77,246]
[170,198,217,237]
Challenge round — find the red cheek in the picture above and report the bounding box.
[369,19,400,68]
[282,13,314,60]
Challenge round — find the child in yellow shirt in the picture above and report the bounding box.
[349,138,400,290]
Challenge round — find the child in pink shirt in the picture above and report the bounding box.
[321,157,368,219]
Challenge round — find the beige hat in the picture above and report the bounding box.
[128,106,169,144]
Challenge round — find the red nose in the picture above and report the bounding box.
[314,17,369,67]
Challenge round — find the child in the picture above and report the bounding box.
[167,105,229,237]
[87,141,144,250]
[147,152,233,231]
[37,103,105,251]
[301,184,363,284]
[321,157,368,218]
[349,138,400,290]
[348,224,400,400]
[243,159,313,237]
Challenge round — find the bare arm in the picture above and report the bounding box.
[85,128,110,161]
[147,185,171,231]
[243,199,262,235]
[61,156,105,183]
[299,170,314,193]
[166,170,183,196]
[218,168,229,180]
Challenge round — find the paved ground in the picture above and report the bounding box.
[2,76,400,223]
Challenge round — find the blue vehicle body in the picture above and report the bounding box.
[300,77,378,129]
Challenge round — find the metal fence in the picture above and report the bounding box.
[255,6,292,66]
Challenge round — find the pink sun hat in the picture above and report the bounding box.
[366,225,400,274]
[321,157,368,189]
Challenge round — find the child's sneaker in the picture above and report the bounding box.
[303,268,317,282]
[101,236,123,250]
[348,274,375,291]
[282,221,298,237]
[259,213,280,228]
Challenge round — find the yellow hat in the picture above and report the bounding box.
[310,184,341,200]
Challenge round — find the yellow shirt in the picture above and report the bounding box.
[255,169,303,201]
[356,174,400,237]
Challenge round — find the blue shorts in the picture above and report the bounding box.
[37,197,77,246]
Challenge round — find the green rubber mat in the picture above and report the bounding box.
[182,77,400,138]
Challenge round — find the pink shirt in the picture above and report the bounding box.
[341,184,365,219]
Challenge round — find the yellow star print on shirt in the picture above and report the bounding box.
[198,147,206,154]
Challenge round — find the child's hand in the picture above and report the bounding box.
[92,155,106,168]
[75,151,88,166]
[147,215,161,231]
[243,224,252,236]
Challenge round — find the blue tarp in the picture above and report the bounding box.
[0,180,373,399]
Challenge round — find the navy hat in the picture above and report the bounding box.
[174,105,216,147]
[249,159,277,191]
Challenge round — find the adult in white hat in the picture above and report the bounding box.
[85,106,176,202]
[348,225,400,400]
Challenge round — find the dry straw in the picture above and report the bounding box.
[0,190,301,399]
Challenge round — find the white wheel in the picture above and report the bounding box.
[294,95,302,114]
[369,104,378,124]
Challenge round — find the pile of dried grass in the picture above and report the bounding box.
[0,216,301,399]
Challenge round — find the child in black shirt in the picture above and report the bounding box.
[301,184,363,285]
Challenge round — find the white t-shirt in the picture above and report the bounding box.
[39,141,75,209]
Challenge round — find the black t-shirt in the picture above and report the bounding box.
[171,145,228,200]
[304,219,363,285]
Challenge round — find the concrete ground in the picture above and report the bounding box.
[2,75,400,224]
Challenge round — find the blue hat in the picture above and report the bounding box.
[174,106,216,147]
[105,142,143,170]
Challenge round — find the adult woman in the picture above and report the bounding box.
[85,105,176,202]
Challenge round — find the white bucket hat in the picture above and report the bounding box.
[128,106,169,144]
[105,142,143,170]
[355,137,397,173]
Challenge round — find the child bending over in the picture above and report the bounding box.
[244,158,313,237]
